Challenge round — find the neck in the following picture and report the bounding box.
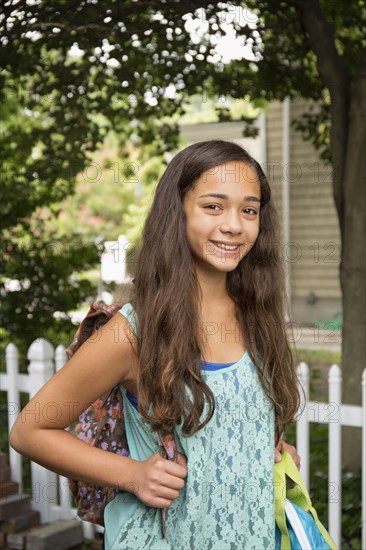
[196,268,230,306]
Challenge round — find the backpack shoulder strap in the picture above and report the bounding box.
[66,301,122,359]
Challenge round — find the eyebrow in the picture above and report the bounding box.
[198,193,261,203]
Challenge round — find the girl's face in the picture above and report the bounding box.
[183,161,261,277]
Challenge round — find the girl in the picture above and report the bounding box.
[11,140,300,549]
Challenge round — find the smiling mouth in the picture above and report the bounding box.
[210,241,241,252]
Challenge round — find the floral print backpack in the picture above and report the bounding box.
[65,301,177,537]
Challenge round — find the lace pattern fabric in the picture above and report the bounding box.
[104,304,275,550]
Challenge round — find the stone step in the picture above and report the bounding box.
[4,531,23,550]
[0,467,11,484]
[88,537,103,550]
[0,531,7,548]
[0,481,19,499]
[0,494,32,521]
[0,509,41,534]
[7,519,84,550]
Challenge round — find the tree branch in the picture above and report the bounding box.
[287,0,349,221]
[288,0,349,96]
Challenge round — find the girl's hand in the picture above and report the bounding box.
[130,451,187,508]
[175,451,188,469]
[275,440,301,470]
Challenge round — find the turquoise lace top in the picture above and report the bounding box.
[104,303,275,549]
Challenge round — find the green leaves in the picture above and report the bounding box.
[1,0,365,377]
[1,222,100,350]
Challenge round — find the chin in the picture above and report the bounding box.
[210,260,242,272]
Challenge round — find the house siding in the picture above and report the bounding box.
[266,100,341,324]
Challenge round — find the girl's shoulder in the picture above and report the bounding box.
[118,302,139,337]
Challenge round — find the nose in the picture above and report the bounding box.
[219,209,243,235]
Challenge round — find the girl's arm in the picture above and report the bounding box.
[10,313,140,489]
[10,313,187,507]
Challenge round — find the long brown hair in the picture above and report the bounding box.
[130,140,300,437]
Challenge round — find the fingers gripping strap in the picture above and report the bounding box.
[274,454,291,549]
[275,451,312,549]
[275,451,337,550]
[281,451,312,510]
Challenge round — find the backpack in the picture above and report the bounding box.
[65,301,177,537]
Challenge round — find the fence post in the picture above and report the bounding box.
[6,343,22,485]
[55,344,67,373]
[296,362,309,488]
[362,369,366,550]
[27,338,57,523]
[328,364,341,547]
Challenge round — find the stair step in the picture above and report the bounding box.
[0,481,19,499]
[0,494,32,521]
[3,531,24,550]
[88,538,103,550]
[0,531,7,548]
[7,519,84,550]
[0,466,11,484]
[0,509,41,534]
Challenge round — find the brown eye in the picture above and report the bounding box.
[204,204,221,211]
[243,208,257,215]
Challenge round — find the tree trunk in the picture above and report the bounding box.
[339,63,366,470]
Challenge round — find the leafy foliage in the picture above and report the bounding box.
[1,223,100,354]
[0,70,102,358]
[2,0,364,163]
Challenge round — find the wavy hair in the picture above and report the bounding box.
[130,140,300,437]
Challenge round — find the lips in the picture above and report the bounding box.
[209,240,242,252]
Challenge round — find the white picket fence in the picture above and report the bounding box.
[1,339,99,540]
[296,362,365,548]
[1,338,365,547]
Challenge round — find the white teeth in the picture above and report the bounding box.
[213,242,239,251]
